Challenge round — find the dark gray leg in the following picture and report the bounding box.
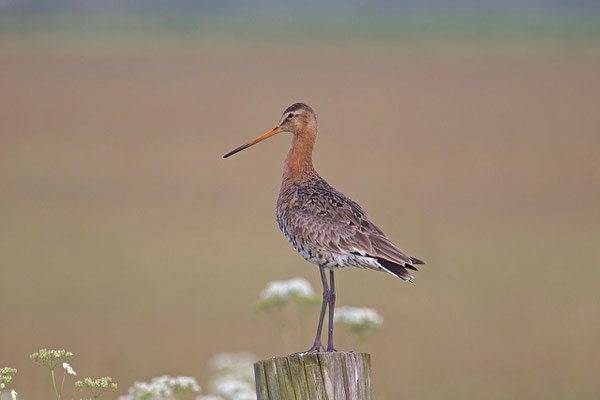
[326,269,337,352]
[303,265,329,353]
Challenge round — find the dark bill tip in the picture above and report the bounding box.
[223,125,282,159]
[223,144,248,158]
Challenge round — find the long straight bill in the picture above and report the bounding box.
[223,125,283,158]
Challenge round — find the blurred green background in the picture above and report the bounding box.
[1,1,599,398]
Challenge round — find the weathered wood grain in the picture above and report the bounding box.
[254,352,371,400]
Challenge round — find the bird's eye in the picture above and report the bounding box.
[288,113,294,119]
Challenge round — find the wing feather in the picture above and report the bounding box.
[277,176,424,280]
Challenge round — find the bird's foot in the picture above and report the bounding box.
[325,345,338,352]
[295,341,323,355]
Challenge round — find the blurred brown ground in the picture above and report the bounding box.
[1,38,599,399]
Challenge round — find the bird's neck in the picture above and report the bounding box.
[282,132,318,184]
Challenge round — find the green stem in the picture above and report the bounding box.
[50,369,61,400]
[60,369,66,396]
[269,306,291,354]
[356,333,366,352]
[281,328,293,355]
[295,303,307,347]
[277,306,292,354]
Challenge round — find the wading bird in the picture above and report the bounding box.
[224,103,423,352]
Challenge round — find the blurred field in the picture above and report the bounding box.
[1,20,600,399]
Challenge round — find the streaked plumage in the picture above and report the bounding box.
[277,173,423,282]
[224,102,424,352]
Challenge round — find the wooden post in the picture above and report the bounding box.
[254,352,371,400]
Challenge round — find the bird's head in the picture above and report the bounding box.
[223,103,317,158]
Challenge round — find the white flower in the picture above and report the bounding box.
[1,382,5,389]
[260,278,315,301]
[62,362,77,376]
[170,376,201,392]
[334,306,384,331]
[11,389,18,400]
[211,377,249,396]
[119,375,200,400]
[236,392,257,400]
[207,353,257,400]
[211,376,256,400]
[209,352,257,377]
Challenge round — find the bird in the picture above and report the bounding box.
[223,103,424,352]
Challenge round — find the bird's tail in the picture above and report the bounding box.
[376,258,418,282]
[410,256,425,265]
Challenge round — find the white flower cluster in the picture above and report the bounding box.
[210,378,255,400]
[30,349,74,370]
[11,389,18,400]
[62,362,77,376]
[119,375,200,400]
[205,352,257,400]
[208,353,256,378]
[0,367,17,391]
[118,353,256,400]
[334,306,384,332]
[260,277,315,301]
[75,377,118,393]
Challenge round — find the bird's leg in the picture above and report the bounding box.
[303,265,329,353]
[326,269,338,352]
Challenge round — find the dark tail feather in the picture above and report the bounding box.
[410,256,425,265]
[376,258,415,282]
[404,263,418,271]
